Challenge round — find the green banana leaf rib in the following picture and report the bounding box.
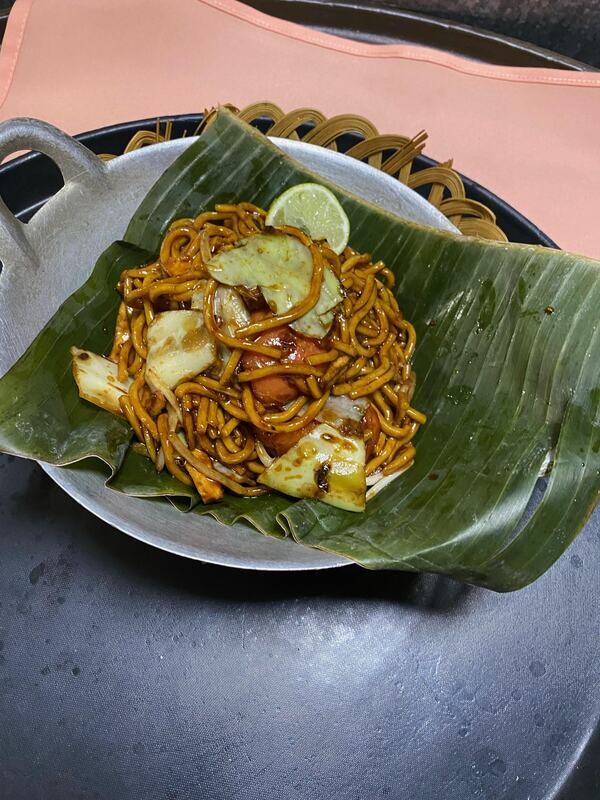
[0,107,598,590]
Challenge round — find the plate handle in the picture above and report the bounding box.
[0,117,108,269]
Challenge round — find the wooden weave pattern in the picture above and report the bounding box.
[115,103,508,242]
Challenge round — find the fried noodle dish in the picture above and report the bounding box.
[72,196,426,512]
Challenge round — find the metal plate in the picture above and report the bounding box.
[0,117,598,800]
[0,118,454,571]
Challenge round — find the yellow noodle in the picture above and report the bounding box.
[347,359,394,388]
[242,386,277,432]
[321,355,350,385]
[203,223,237,239]
[208,400,219,431]
[333,362,395,397]
[372,390,393,420]
[174,381,218,401]
[147,391,166,417]
[292,377,310,395]
[363,305,389,346]
[215,437,255,465]
[193,375,241,399]
[306,375,322,399]
[373,431,386,455]
[246,461,266,475]
[142,428,158,465]
[219,435,239,454]
[332,340,356,357]
[196,397,210,433]
[199,228,212,264]
[118,339,133,382]
[263,397,306,423]
[352,274,376,314]
[272,392,330,433]
[344,357,367,381]
[119,395,144,442]
[341,253,370,273]
[203,279,282,358]
[161,224,195,252]
[119,264,161,280]
[148,279,202,302]
[193,210,228,228]
[128,354,143,377]
[356,322,378,337]
[130,312,148,359]
[156,415,192,485]
[306,350,339,366]
[373,407,420,440]
[382,445,417,476]
[220,399,250,423]
[406,407,427,425]
[109,302,130,362]
[399,320,417,360]
[237,363,321,382]
[346,366,397,399]
[198,433,217,456]
[366,437,404,476]
[129,373,158,439]
[220,349,243,385]
[169,435,266,496]
[182,394,196,450]
[222,417,240,437]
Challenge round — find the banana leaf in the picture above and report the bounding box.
[0,107,599,590]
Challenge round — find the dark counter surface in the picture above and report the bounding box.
[1,453,599,799]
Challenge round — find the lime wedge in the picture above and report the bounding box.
[266,183,350,254]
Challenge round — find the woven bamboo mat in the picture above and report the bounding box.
[107,102,507,242]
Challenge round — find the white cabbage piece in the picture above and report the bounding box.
[145,310,217,390]
[70,347,132,416]
[317,395,368,431]
[258,422,365,512]
[191,285,250,335]
[365,461,415,502]
[190,279,208,313]
[206,234,342,338]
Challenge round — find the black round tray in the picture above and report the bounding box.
[0,117,598,800]
[244,0,594,70]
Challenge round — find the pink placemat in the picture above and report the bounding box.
[1,0,600,256]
